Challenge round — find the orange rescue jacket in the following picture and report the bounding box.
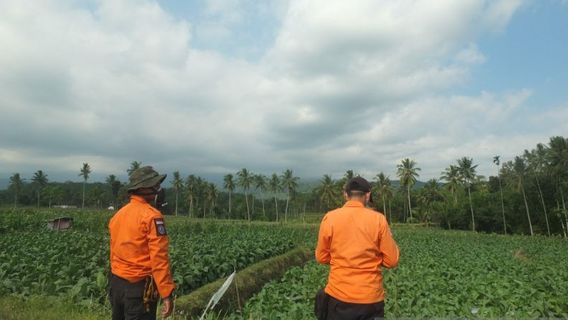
[315,200,399,304]
[109,195,175,298]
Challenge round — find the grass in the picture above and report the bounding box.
[0,295,109,320]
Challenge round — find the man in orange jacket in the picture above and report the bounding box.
[109,166,175,320]
[315,176,399,320]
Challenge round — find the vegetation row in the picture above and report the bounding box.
[2,136,567,237]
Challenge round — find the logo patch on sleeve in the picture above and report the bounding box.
[154,218,167,236]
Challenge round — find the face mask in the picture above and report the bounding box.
[153,187,168,210]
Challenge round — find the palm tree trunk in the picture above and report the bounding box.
[14,193,18,209]
[560,186,568,233]
[382,194,387,221]
[402,196,407,222]
[274,197,279,222]
[468,186,475,232]
[37,190,40,208]
[407,185,412,221]
[388,200,392,224]
[82,181,86,209]
[228,191,232,218]
[535,176,550,236]
[285,190,290,223]
[244,192,250,221]
[190,197,194,218]
[262,197,266,219]
[521,184,534,236]
[498,177,506,234]
[175,191,179,216]
[252,195,255,215]
[203,198,207,218]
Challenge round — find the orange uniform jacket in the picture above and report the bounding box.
[315,200,399,304]
[109,195,175,298]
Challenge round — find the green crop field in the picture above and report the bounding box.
[0,209,317,319]
[231,227,568,319]
[1,209,567,319]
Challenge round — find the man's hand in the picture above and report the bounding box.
[161,297,173,318]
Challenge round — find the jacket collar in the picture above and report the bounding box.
[130,195,149,204]
[343,200,365,208]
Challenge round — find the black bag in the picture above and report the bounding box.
[314,288,330,320]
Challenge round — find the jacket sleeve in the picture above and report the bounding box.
[378,218,399,268]
[145,211,175,298]
[315,215,331,264]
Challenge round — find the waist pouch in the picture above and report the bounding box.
[143,276,159,312]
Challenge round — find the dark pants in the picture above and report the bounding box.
[109,274,157,320]
[326,294,384,320]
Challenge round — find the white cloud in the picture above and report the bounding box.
[455,43,487,65]
[3,0,562,184]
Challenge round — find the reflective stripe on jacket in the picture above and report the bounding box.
[315,200,399,304]
[109,195,175,298]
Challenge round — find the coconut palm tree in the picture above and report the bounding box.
[223,174,235,218]
[9,173,23,208]
[281,169,299,223]
[237,168,253,221]
[493,156,507,234]
[106,175,122,208]
[127,161,142,176]
[524,146,551,235]
[344,170,355,182]
[171,171,183,216]
[547,136,568,230]
[457,157,478,232]
[254,174,268,218]
[269,173,281,221]
[89,186,104,209]
[374,172,392,220]
[79,163,91,209]
[396,158,420,222]
[195,176,207,218]
[186,175,197,217]
[512,156,534,236]
[318,174,337,212]
[32,170,48,208]
[205,183,218,217]
[418,179,443,223]
[441,165,460,205]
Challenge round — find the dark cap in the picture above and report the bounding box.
[127,166,167,192]
[345,176,373,203]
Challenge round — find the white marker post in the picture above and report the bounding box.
[199,271,237,320]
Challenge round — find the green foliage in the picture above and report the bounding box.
[175,247,313,318]
[232,228,568,319]
[0,210,318,304]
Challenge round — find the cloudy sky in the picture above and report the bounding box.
[1,0,567,184]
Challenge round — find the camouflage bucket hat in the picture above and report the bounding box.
[127,166,167,192]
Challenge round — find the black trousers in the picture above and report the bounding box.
[109,274,158,320]
[326,294,385,320]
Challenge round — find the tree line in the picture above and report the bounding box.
[2,136,567,236]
